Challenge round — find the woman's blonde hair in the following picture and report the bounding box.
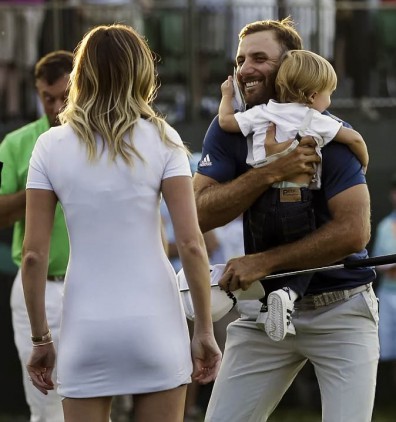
[275,50,337,104]
[59,24,186,164]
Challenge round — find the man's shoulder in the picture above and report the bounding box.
[198,115,249,181]
[1,116,49,148]
[323,110,352,128]
[204,115,246,150]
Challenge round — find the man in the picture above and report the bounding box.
[0,50,73,422]
[372,173,396,395]
[194,18,379,421]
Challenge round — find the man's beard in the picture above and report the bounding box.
[243,71,278,108]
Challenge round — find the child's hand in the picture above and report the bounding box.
[221,76,234,97]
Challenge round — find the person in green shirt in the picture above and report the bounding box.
[0,50,72,422]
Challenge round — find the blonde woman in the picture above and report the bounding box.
[21,24,221,422]
[218,49,370,342]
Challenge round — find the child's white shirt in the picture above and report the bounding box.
[234,100,342,188]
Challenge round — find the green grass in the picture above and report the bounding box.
[1,405,394,422]
[268,406,396,422]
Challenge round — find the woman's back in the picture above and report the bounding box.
[28,117,193,397]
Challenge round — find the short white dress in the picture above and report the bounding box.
[26,119,193,398]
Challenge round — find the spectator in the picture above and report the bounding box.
[39,1,82,57]
[77,0,152,35]
[334,0,379,119]
[0,0,46,121]
[0,50,73,422]
[372,173,396,396]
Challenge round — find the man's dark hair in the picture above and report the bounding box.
[35,50,73,85]
[239,16,303,53]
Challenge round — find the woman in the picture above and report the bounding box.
[21,24,221,422]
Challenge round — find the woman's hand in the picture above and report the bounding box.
[26,343,56,395]
[191,332,222,385]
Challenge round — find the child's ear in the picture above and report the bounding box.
[307,92,317,104]
[308,92,317,101]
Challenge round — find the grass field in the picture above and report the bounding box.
[1,407,395,422]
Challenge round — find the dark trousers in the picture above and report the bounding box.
[246,187,315,299]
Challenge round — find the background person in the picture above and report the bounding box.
[372,172,396,396]
[193,18,378,422]
[0,0,46,121]
[76,0,153,35]
[0,50,73,422]
[21,24,221,421]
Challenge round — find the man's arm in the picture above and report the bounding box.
[219,183,371,291]
[0,190,26,229]
[194,125,319,232]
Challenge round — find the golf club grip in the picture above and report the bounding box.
[343,254,396,269]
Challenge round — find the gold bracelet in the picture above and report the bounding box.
[31,330,51,343]
[32,340,54,347]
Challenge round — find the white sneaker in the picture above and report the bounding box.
[265,288,296,341]
[256,304,268,331]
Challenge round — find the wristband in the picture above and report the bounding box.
[33,340,54,347]
[31,330,51,343]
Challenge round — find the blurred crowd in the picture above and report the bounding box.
[0,0,396,124]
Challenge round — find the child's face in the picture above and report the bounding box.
[311,88,333,113]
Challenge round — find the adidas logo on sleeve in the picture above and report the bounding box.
[200,154,212,167]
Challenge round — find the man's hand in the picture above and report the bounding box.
[193,122,320,233]
[0,190,26,229]
[258,123,320,183]
[218,253,268,292]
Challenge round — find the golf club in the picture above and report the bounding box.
[263,253,396,280]
[179,254,396,293]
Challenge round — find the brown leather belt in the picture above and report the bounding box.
[295,283,371,310]
[47,275,65,282]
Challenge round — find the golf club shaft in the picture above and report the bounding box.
[263,253,396,280]
[179,254,396,291]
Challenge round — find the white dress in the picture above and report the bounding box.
[26,119,193,398]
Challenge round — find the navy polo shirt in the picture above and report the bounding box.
[196,114,376,294]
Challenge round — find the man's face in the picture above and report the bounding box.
[235,30,283,107]
[36,74,69,127]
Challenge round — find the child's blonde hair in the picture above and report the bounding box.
[275,50,337,104]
